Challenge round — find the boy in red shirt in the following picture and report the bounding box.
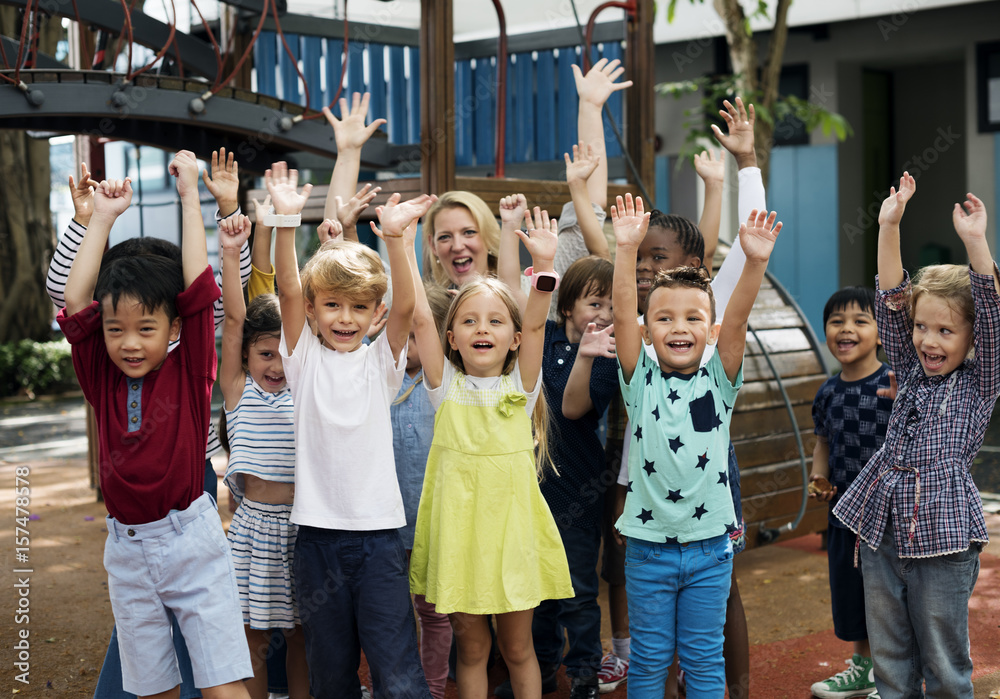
[57,151,251,699]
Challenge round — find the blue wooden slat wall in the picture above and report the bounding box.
[368,44,387,130]
[455,60,473,166]
[347,39,365,96]
[254,32,277,98]
[407,47,421,146]
[325,38,343,107]
[302,36,323,110]
[766,144,839,336]
[557,48,578,157]
[474,57,495,166]
[387,46,407,144]
[534,51,555,162]
[602,42,624,158]
[279,34,301,104]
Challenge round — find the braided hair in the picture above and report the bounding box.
[647,210,705,268]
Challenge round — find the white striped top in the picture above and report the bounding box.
[224,375,296,502]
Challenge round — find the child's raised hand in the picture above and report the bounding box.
[579,323,616,359]
[69,161,99,224]
[170,150,201,199]
[693,149,724,185]
[738,209,782,263]
[219,214,251,251]
[952,192,988,244]
[572,57,633,108]
[336,183,381,230]
[367,301,389,339]
[372,193,437,239]
[251,194,272,225]
[322,92,387,152]
[610,193,650,248]
[878,172,916,227]
[201,148,239,212]
[711,97,756,163]
[516,207,558,264]
[499,193,528,229]
[565,143,600,185]
[876,370,897,401]
[93,178,133,218]
[265,161,313,216]
[317,218,344,245]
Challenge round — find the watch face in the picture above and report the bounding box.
[535,275,557,292]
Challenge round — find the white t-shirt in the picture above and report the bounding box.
[425,360,541,416]
[280,320,407,529]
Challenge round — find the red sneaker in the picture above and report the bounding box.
[597,653,629,693]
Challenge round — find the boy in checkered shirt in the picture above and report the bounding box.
[834,174,999,699]
[809,286,893,699]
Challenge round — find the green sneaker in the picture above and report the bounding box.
[809,654,876,699]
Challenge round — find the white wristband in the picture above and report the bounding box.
[262,213,301,227]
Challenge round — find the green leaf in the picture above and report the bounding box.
[667,0,677,23]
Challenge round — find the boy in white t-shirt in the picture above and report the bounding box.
[270,161,436,698]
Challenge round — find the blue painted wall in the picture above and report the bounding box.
[766,144,839,337]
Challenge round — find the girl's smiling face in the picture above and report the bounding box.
[431,206,489,287]
[447,291,520,377]
[245,335,285,392]
[912,293,973,376]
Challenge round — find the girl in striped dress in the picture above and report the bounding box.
[218,213,307,699]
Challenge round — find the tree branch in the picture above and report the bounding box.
[760,0,792,110]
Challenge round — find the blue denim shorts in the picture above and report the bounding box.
[104,493,252,695]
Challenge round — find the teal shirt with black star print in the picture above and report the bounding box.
[616,348,742,544]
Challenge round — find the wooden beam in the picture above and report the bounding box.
[626,0,656,198]
[420,0,455,195]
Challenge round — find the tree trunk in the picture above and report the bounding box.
[0,9,61,342]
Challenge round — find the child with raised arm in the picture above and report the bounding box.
[611,193,781,697]
[407,207,573,699]
[57,152,252,699]
[833,175,999,699]
[271,160,435,699]
[218,212,308,699]
[808,286,891,699]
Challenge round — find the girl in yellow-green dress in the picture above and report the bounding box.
[405,205,573,698]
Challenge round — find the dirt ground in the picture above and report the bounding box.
[2,452,998,697]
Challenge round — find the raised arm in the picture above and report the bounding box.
[611,194,650,383]
[516,207,560,392]
[168,151,209,288]
[565,143,611,259]
[693,149,724,264]
[572,58,632,209]
[267,161,313,352]
[201,147,240,219]
[251,194,274,274]
[219,214,252,409]
[322,92,386,229]
[406,231,445,389]
[335,183,381,243]
[717,209,782,382]
[562,323,616,419]
[63,179,132,316]
[48,163,99,310]
[371,192,437,360]
[952,193,997,287]
[498,193,529,310]
[876,172,916,291]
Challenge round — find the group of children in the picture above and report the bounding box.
[49,63,995,699]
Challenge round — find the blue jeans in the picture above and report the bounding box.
[93,460,217,699]
[860,521,980,699]
[293,527,430,699]
[532,523,602,679]
[624,534,733,698]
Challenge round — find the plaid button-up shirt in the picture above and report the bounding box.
[833,267,1000,558]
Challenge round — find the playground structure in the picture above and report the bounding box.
[0,0,828,548]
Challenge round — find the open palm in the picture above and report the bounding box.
[739,209,782,262]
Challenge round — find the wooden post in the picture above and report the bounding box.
[420,0,456,195]
[626,0,656,197]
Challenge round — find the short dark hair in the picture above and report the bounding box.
[646,266,716,323]
[823,286,876,326]
[557,256,614,323]
[648,210,705,266]
[243,294,282,359]
[95,240,184,321]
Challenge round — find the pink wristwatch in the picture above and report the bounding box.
[523,266,560,292]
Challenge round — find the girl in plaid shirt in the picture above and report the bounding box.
[833,173,999,699]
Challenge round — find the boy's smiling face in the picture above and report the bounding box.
[305,291,377,353]
[824,301,881,371]
[101,295,180,378]
[641,285,718,375]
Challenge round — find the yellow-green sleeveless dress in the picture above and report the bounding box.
[409,370,573,615]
